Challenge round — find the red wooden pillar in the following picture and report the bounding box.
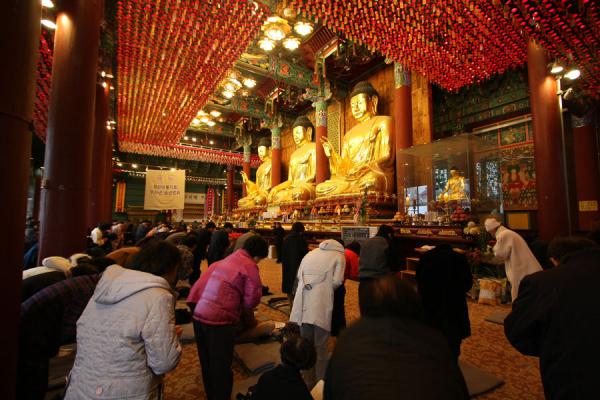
[33,174,42,221]
[88,83,109,228]
[528,40,570,240]
[243,144,251,196]
[39,0,104,259]
[572,116,600,231]
[0,0,41,396]
[271,127,282,187]
[315,99,329,184]
[103,129,113,222]
[226,164,234,213]
[394,63,413,210]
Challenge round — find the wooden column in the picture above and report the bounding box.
[394,63,413,210]
[315,99,329,183]
[102,128,113,222]
[32,174,42,221]
[226,164,234,213]
[572,115,600,231]
[527,40,570,240]
[271,127,282,187]
[0,0,41,396]
[243,144,251,196]
[39,0,104,259]
[88,83,109,228]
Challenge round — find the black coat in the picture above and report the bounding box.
[416,244,472,357]
[21,271,66,302]
[504,248,600,400]
[324,317,469,400]
[280,232,308,294]
[207,229,230,266]
[273,226,285,261]
[251,364,312,400]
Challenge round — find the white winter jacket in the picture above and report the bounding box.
[65,265,181,400]
[493,226,542,300]
[290,240,346,332]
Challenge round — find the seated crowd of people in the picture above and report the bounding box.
[19,217,600,400]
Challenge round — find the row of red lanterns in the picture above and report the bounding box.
[116,0,269,148]
[119,142,261,168]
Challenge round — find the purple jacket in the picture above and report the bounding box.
[188,249,262,325]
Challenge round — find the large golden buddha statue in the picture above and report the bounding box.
[267,116,316,205]
[238,137,272,208]
[316,81,395,199]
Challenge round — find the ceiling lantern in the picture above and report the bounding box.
[294,21,313,36]
[262,16,291,41]
[259,37,275,51]
[283,37,301,50]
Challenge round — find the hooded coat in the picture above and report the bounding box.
[290,240,345,332]
[65,265,181,400]
[492,226,542,300]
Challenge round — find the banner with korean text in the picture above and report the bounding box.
[144,169,186,210]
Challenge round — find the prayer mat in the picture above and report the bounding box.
[234,341,280,375]
[459,361,504,397]
[484,309,510,325]
[180,322,196,344]
[261,294,291,316]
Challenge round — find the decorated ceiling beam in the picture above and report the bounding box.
[116,0,269,147]
[186,123,235,137]
[119,141,261,168]
[236,55,317,90]
[209,98,269,120]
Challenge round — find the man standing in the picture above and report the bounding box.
[290,239,345,387]
[504,241,599,399]
[207,222,233,266]
[190,221,216,285]
[484,217,542,300]
[281,222,309,304]
[416,244,472,358]
[358,225,395,302]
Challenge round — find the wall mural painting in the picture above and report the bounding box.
[500,145,537,210]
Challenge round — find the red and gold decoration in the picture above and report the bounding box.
[116,0,268,147]
[291,0,600,96]
[291,0,528,90]
[119,142,261,168]
[33,30,54,140]
[492,0,600,97]
[114,181,127,213]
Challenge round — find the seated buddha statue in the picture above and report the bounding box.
[438,167,468,202]
[238,137,272,208]
[316,81,394,199]
[267,116,316,205]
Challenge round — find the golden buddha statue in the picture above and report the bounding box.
[438,166,468,202]
[267,116,316,205]
[316,81,394,199]
[238,137,272,208]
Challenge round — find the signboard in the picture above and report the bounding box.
[341,226,378,244]
[185,192,205,205]
[579,200,599,212]
[143,169,185,210]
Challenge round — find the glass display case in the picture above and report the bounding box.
[397,118,537,225]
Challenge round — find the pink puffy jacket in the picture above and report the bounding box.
[188,249,262,325]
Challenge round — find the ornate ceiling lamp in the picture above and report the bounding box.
[262,16,292,41]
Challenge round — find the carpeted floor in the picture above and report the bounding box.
[163,258,544,399]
